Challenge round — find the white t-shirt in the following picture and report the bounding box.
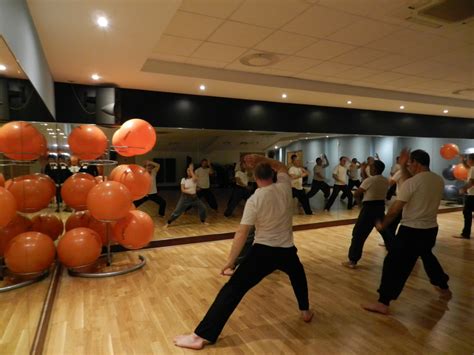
[149,168,158,194]
[181,177,197,195]
[195,167,211,189]
[391,170,403,195]
[397,171,444,229]
[360,175,388,201]
[365,165,372,178]
[289,166,303,190]
[235,170,248,187]
[241,173,293,248]
[467,167,474,196]
[391,163,401,176]
[348,165,359,180]
[313,165,325,181]
[333,165,348,185]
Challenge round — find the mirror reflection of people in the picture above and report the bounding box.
[324,156,353,211]
[224,162,251,217]
[195,159,218,212]
[45,154,72,212]
[134,161,167,218]
[453,153,474,240]
[307,154,330,201]
[173,154,312,350]
[288,156,312,215]
[165,163,207,227]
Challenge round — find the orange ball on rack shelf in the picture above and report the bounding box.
[57,227,102,268]
[112,210,153,249]
[68,125,108,160]
[0,173,5,187]
[5,174,54,213]
[4,231,56,274]
[61,173,97,210]
[87,181,132,221]
[0,121,47,160]
[112,119,156,156]
[0,186,17,228]
[0,214,32,257]
[109,164,151,200]
[65,210,92,231]
[31,214,64,241]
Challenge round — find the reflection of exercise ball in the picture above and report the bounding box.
[61,173,97,210]
[453,163,468,180]
[442,165,456,181]
[5,175,54,213]
[65,210,92,231]
[444,185,459,200]
[5,232,55,273]
[88,217,109,245]
[109,164,151,200]
[440,143,460,160]
[32,173,56,199]
[0,173,5,187]
[0,214,32,257]
[0,121,47,160]
[57,228,102,268]
[112,210,153,249]
[68,125,107,160]
[0,186,17,228]
[112,119,156,156]
[31,214,64,241]
[87,181,132,221]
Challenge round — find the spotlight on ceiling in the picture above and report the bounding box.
[199,84,206,91]
[97,16,109,28]
[443,109,449,114]
[91,73,100,80]
[347,100,352,105]
[400,105,405,110]
[281,93,287,99]
[0,64,6,71]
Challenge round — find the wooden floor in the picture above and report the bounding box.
[43,212,473,354]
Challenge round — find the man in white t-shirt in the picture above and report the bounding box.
[174,155,312,350]
[453,153,474,240]
[307,154,330,200]
[342,160,389,269]
[386,156,401,200]
[195,159,218,211]
[347,158,361,191]
[134,161,167,217]
[362,149,450,315]
[324,156,353,211]
[289,158,312,215]
[224,163,251,217]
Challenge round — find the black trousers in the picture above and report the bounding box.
[224,186,250,217]
[306,180,330,199]
[325,184,353,210]
[197,188,218,211]
[386,184,396,200]
[461,195,473,238]
[292,188,312,215]
[194,244,309,343]
[348,200,390,263]
[134,193,167,217]
[235,227,255,266]
[348,179,361,191]
[377,226,449,306]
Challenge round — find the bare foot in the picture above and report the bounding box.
[341,261,357,269]
[435,286,452,300]
[361,302,389,315]
[163,223,170,229]
[452,235,470,239]
[301,310,314,323]
[173,333,209,350]
[202,222,209,226]
[222,268,235,276]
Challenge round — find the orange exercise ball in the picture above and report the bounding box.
[31,214,64,241]
[57,227,102,268]
[0,186,17,228]
[87,181,132,221]
[68,125,108,160]
[453,163,469,181]
[31,173,56,200]
[88,217,109,245]
[61,173,97,210]
[0,214,31,257]
[0,173,5,187]
[112,210,153,249]
[440,143,460,160]
[5,175,54,212]
[4,231,55,274]
[65,210,92,231]
[109,164,151,200]
[113,119,156,156]
[0,121,46,160]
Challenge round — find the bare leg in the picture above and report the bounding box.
[173,333,210,350]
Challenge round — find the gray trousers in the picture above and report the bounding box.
[167,194,207,224]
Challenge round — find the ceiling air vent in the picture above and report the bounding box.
[240,53,279,67]
[408,0,474,25]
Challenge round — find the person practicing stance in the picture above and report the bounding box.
[324,156,353,211]
[165,163,207,227]
[134,161,167,217]
[453,153,474,240]
[362,149,451,315]
[195,158,218,211]
[289,157,313,215]
[386,156,401,200]
[173,155,313,350]
[342,160,389,269]
[224,163,251,217]
[347,158,361,191]
[307,154,330,200]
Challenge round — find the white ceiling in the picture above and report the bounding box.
[26,0,474,118]
[0,36,27,79]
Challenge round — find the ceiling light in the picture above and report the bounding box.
[91,73,100,80]
[274,146,278,149]
[0,64,6,71]
[199,84,206,91]
[347,100,352,104]
[97,16,108,28]
[443,109,449,114]
[282,93,287,99]
[400,105,405,110]
[326,136,329,138]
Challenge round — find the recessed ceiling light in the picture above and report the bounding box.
[282,93,287,99]
[347,100,352,104]
[0,64,6,71]
[274,146,278,149]
[97,16,108,28]
[326,135,329,138]
[400,105,405,110]
[199,84,206,91]
[91,73,100,80]
[443,109,449,114]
